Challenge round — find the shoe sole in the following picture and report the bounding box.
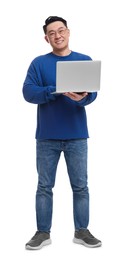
[25,238,52,250]
[73,238,102,248]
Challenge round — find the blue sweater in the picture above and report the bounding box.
[23,51,97,140]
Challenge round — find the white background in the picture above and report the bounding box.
[0,0,126,259]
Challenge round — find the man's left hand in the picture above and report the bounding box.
[63,92,88,101]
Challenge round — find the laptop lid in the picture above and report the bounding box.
[55,60,101,93]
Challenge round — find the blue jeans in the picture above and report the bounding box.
[36,139,89,232]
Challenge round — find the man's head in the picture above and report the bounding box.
[43,16,70,55]
[43,16,67,34]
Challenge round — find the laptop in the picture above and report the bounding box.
[52,60,101,94]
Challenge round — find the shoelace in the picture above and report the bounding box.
[32,231,41,240]
[85,229,95,238]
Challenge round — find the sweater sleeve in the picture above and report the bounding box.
[22,61,56,104]
[76,92,97,107]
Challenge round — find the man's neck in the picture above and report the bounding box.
[52,48,71,57]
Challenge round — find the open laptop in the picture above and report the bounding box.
[52,60,101,94]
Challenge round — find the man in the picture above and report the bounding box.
[23,16,102,250]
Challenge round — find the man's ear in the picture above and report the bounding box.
[45,35,49,43]
[67,28,70,37]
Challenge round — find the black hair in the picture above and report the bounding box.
[43,16,67,34]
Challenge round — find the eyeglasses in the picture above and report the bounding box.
[47,28,67,39]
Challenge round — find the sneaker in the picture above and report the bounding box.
[73,229,102,248]
[25,231,51,250]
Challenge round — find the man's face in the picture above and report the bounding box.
[45,21,70,51]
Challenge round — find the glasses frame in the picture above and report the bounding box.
[46,27,68,39]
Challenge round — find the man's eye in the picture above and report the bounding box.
[59,30,64,34]
[49,33,55,36]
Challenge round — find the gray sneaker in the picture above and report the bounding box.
[73,229,102,248]
[25,231,51,250]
